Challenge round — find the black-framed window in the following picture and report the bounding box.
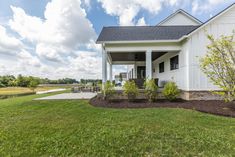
[159,62,164,73]
[170,55,179,70]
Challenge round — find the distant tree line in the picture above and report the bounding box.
[40,78,79,85]
[80,79,102,85]
[0,75,79,88]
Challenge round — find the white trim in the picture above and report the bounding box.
[102,45,107,83]
[105,45,181,52]
[107,52,112,64]
[157,9,202,26]
[112,61,140,65]
[109,63,113,81]
[146,50,153,79]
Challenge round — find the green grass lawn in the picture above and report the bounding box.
[0,94,235,156]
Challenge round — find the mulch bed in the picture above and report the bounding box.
[90,97,235,118]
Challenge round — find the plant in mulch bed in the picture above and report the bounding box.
[200,33,235,103]
[144,79,158,102]
[102,81,115,100]
[123,80,139,102]
[163,82,180,101]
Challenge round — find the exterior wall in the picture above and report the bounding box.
[152,51,188,90]
[159,12,200,26]
[102,5,235,100]
[185,6,235,91]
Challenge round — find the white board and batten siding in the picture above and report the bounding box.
[186,5,235,91]
[152,41,190,91]
[153,5,235,91]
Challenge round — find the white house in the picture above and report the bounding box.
[96,3,235,100]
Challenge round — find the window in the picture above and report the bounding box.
[159,62,164,73]
[170,55,179,70]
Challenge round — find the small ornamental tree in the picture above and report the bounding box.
[200,33,235,102]
[123,80,139,102]
[144,79,158,102]
[102,81,115,100]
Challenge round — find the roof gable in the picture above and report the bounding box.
[158,9,202,26]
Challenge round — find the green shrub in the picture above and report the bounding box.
[123,81,139,102]
[102,81,115,100]
[144,79,158,102]
[163,82,180,101]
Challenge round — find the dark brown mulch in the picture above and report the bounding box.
[90,97,235,118]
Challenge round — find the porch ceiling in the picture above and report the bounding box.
[110,52,167,62]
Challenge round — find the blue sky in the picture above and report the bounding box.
[0,0,234,80]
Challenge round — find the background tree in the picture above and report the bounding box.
[200,33,235,102]
[16,75,30,87]
[0,74,80,88]
[28,77,40,92]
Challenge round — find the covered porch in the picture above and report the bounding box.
[102,42,181,87]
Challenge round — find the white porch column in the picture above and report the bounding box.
[109,63,113,82]
[134,63,137,79]
[146,50,152,79]
[102,46,107,83]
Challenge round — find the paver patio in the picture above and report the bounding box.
[35,92,97,100]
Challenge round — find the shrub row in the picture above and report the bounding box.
[102,80,180,102]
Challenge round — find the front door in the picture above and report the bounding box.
[137,66,146,79]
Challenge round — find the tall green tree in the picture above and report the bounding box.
[200,33,235,102]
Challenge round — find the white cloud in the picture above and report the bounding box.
[0,24,41,68]
[192,0,234,14]
[97,0,183,26]
[81,0,91,9]
[136,17,146,26]
[68,51,102,79]
[9,0,97,62]
[0,0,103,80]
[0,25,23,55]
[18,50,41,67]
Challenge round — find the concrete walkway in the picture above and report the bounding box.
[35,92,97,100]
[36,89,66,94]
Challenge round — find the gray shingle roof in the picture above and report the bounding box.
[96,26,199,43]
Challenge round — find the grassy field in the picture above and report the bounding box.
[0,94,235,156]
[0,86,66,95]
